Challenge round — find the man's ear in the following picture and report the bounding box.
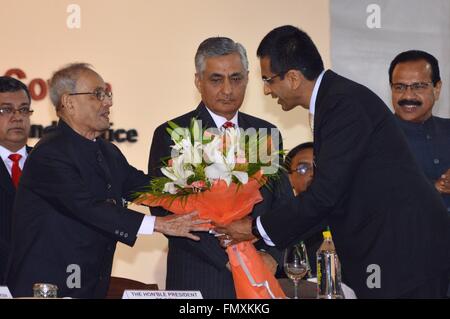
[433,80,442,101]
[285,70,303,90]
[61,93,74,112]
[243,70,250,87]
[194,73,202,93]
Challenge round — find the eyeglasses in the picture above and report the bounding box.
[262,74,280,84]
[69,89,113,101]
[291,163,313,175]
[391,82,433,93]
[0,107,34,117]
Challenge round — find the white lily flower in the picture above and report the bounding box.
[204,143,249,186]
[205,163,232,185]
[232,171,248,184]
[163,182,178,194]
[203,136,223,164]
[161,155,194,188]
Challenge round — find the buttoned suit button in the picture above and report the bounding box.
[106,183,112,190]
[434,158,440,164]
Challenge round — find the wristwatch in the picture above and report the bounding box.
[251,217,261,239]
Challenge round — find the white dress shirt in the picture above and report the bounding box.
[205,106,239,129]
[138,214,156,235]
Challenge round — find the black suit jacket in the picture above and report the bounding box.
[148,103,292,298]
[6,121,149,298]
[0,146,31,284]
[261,71,450,298]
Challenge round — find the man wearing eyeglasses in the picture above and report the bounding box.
[285,142,314,197]
[0,76,33,285]
[216,26,450,298]
[6,63,210,298]
[389,50,450,215]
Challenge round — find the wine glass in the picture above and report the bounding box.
[284,241,310,299]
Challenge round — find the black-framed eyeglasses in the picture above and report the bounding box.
[69,89,113,101]
[262,74,280,84]
[0,107,34,117]
[391,82,433,93]
[290,162,313,175]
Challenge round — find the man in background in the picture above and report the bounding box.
[0,76,32,284]
[389,50,450,214]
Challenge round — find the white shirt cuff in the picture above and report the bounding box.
[137,215,156,235]
[257,216,275,246]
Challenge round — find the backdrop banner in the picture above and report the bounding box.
[330,0,450,118]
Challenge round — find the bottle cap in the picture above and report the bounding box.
[322,230,332,239]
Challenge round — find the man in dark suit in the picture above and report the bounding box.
[217,26,450,298]
[148,37,292,298]
[0,77,33,284]
[389,50,450,214]
[6,63,209,298]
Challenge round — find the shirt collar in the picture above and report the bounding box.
[309,70,326,118]
[204,105,239,129]
[0,144,27,162]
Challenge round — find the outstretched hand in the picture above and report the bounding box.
[214,216,256,248]
[155,212,211,241]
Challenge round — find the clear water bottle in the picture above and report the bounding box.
[316,230,344,299]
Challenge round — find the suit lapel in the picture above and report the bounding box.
[195,102,216,129]
[237,113,251,130]
[0,160,14,194]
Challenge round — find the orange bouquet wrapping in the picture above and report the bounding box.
[134,119,286,298]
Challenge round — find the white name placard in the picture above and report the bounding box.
[122,290,203,299]
[0,286,13,299]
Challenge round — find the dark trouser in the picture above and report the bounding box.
[400,272,449,299]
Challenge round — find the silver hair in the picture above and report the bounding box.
[49,63,94,109]
[194,37,249,75]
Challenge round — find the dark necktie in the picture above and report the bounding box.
[8,153,22,188]
[222,121,235,129]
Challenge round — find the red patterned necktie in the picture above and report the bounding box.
[222,121,235,129]
[8,153,22,188]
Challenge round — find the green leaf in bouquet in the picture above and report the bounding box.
[190,118,202,145]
